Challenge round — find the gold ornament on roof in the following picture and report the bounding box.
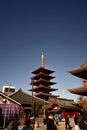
[41,52,44,67]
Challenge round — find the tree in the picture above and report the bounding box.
[31,101,39,129]
[77,96,87,112]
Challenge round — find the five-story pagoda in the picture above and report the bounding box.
[29,53,58,100]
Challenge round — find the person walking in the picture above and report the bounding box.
[79,111,87,130]
[74,113,80,130]
[7,113,19,130]
[65,113,72,130]
[11,113,19,130]
[74,124,80,130]
[74,113,81,126]
[46,112,57,130]
[22,116,32,130]
[0,107,4,128]
[40,118,47,130]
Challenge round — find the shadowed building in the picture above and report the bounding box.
[10,88,49,108]
[10,88,49,119]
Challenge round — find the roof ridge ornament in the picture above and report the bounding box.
[41,52,45,67]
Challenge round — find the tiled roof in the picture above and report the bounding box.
[46,97,80,110]
[10,88,49,105]
[0,91,21,105]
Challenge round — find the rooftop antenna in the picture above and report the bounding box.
[41,52,45,67]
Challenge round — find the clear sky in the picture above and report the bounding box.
[0,0,87,101]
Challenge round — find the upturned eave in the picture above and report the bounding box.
[67,59,87,79]
[32,67,55,74]
[68,86,87,96]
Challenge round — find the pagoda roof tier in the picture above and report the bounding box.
[31,72,55,80]
[68,59,87,79]
[34,92,58,98]
[68,86,87,96]
[29,85,58,92]
[32,67,55,74]
[30,78,56,86]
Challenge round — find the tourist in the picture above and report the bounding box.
[22,116,32,130]
[74,124,80,130]
[0,107,4,128]
[74,113,81,126]
[24,114,30,126]
[79,111,87,130]
[65,113,72,130]
[11,113,19,130]
[7,113,19,130]
[7,120,13,130]
[40,118,47,130]
[46,112,57,130]
[74,113,81,130]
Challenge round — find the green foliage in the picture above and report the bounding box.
[77,96,87,112]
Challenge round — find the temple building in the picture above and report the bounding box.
[46,97,81,118]
[67,59,87,96]
[29,53,58,100]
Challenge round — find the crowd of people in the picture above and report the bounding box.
[40,111,87,130]
[21,112,57,130]
[74,111,87,130]
[65,111,87,130]
[1,106,87,130]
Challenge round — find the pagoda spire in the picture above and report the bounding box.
[41,52,45,67]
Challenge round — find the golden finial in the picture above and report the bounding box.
[41,52,44,67]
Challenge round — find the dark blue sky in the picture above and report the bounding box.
[0,0,87,101]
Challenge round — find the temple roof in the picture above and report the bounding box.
[46,97,81,111]
[32,67,55,74]
[68,86,87,96]
[29,85,58,92]
[10,89,49,105]
[68,59,87,79]
[31,72,55,80]
[0,91,21,105]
